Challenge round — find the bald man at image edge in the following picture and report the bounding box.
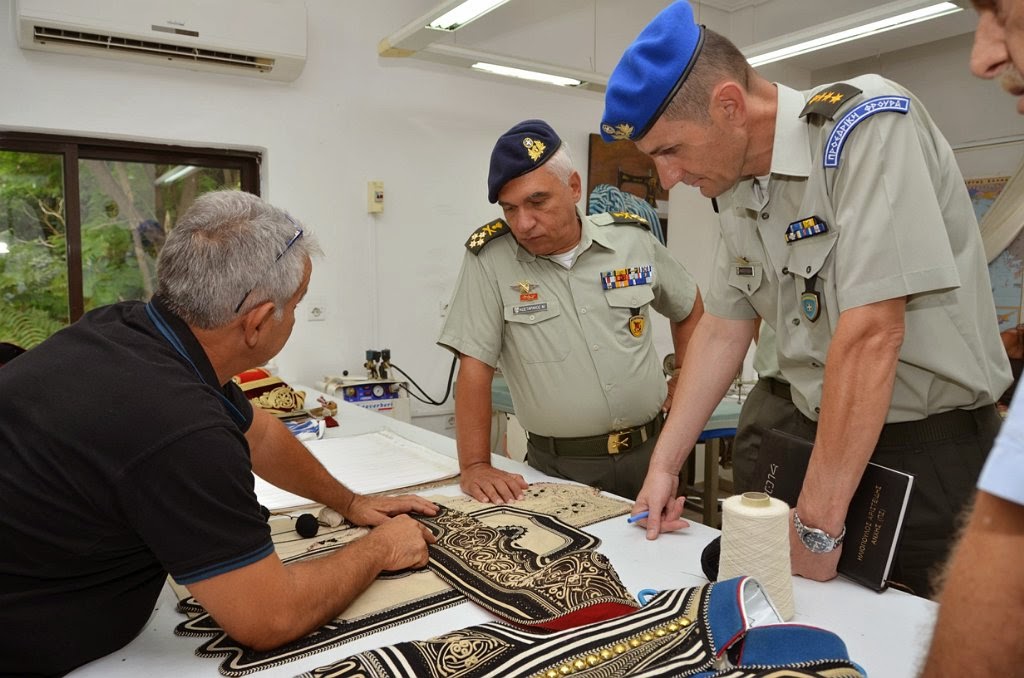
[438,119,703,505]
[603,0,1011,599]
[920,1,1024,675]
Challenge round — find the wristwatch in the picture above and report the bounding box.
[792,511,845,554]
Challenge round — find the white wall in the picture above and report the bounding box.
[0,1,613,433]
[1,2,1017,434]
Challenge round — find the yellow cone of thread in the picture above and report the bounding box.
[719,491,795,620]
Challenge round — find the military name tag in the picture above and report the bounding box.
[513,302,548,315]
[601,265,653,290]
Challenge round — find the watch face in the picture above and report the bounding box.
[800,528,836,554]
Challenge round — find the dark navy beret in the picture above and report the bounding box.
[487,119,562,203]
[601,1,705,142]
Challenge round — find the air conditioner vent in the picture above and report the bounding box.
[32,25,274,73]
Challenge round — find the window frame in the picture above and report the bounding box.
[0,131,260,322]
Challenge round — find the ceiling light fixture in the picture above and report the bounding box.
[746,1,962,67]
[471,62,583,87]
[428,0,510,31]
[154,165,199,186]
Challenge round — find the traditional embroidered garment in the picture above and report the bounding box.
[420,505,639,630]
[172,484,631,676]
[300,577,866,678]
[232,367,306,418]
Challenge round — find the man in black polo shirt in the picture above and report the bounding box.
[0,191,437,677]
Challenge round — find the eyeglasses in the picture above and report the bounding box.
[234,225,304,313]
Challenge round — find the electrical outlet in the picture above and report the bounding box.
[367,180,384,214]
[307,302,327,322]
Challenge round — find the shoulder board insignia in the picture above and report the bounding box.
[598,211,651,230]
[823,95,911,168]
[799,83,863,120]
[465,218,511,255]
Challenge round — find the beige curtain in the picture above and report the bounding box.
[982,154,1024,263]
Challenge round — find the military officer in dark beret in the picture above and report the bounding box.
[605,1,1010,597]
[438,119,703,503]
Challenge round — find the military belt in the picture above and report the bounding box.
[763,376,996,447]
[528,415,662,457]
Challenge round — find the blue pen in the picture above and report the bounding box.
[627,510,649,524]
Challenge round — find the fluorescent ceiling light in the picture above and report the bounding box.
[471,62,582,87]
[747,2,962,67]
[154,165,200,186]
[428,0,510,31]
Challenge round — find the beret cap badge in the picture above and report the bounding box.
[601,1,705,143]
[523,137,546,162]
[487,119,562,203]
[601,123,636,141]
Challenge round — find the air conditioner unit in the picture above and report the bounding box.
[15,0,307,82]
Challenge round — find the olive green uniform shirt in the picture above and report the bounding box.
[705,75,1011,422]
[439,210,697,437]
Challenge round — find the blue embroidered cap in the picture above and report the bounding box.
[601,1,705,142]
[487,119,562,203]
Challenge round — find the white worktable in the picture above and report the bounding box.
[71,398,938,678]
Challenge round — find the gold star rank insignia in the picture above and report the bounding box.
[799,82,863,120]
[465,218,512,255]
[610,211,649,226]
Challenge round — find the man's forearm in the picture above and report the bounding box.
[799,300,905,535]
[248,408,356,513]
[650,314,754,475]
[453,356,496,469]
[920,491,1024,676]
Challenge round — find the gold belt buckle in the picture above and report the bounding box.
[607,430,632,454]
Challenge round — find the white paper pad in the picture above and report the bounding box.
[254,430,460,510]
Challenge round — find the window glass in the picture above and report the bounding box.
[0,135,257,348]
[78,160,242,311]
[0,150,68,347]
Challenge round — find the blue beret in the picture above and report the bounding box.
[601,1,705,142]
[487,119,562,203]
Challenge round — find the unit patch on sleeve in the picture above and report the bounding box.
[823,96,911,168]
[799,83,863,120]
[465,218,512,255]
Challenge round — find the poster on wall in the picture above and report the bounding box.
[975,176,1017,330]
[586,134,669,244]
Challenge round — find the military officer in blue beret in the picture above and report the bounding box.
[438,119,703,503]
[606,1,1011,597]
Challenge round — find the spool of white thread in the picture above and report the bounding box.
[718,491,795,621]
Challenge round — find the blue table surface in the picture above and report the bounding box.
[491,375,742,431]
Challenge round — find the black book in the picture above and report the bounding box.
[752,428,915,592]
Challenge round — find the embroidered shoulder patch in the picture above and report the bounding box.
[823,95,911,168]
[799,83,863,120]
[465,218,512,255]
